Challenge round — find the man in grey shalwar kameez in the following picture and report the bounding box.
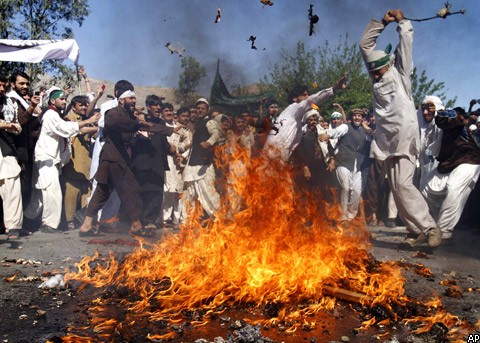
[360,9,442,248]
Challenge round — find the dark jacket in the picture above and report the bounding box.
[435,115,480,174]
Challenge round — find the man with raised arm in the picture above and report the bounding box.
[360,9,441,248]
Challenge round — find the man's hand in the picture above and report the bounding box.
[332,102,343,111]
[200,141,212,149]
[88,112,101,125]
[139,120,153,128]
[327,159,335,172]
[78,65,87,79]
[333,73,348,93]
[173,125,183,134]
[96,84,105,98]
[319,132,329,142]
[385,9,404,23]
[30,95,40,108]
[4,122,21,134]
[303,166,311,180]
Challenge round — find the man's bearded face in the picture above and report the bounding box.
[13,75,30,96]
[122,96,136,114]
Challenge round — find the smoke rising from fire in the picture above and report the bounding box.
[76,0,479,106]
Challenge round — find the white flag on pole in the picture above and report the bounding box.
[0,39,80,64]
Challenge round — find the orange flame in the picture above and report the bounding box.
[63,146,462,340]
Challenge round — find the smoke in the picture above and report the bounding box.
[77,0,478,107]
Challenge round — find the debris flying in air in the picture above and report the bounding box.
[215,8,221,23]
[260,0,273,6]
[247,36,257,50]
[308,4,319,36]
[165,42,185,57]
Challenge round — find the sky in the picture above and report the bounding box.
[71,0,480,108]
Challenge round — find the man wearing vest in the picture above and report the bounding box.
[335,109,372,221]
[183,98,222,217]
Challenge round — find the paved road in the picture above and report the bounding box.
[0,223,479,342]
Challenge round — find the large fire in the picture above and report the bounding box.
[61,147,473,342]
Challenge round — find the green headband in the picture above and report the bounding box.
[367,44,393,71]
[50,90,66,100]
[367,55,392,71]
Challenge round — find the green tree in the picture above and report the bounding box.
[260,36,456,117]
[411,67,456,108]
[175,56,207,105]
[0,0,89,87]
[260,36,372,118]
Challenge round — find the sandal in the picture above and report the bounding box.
[79,228,106,237]
[129,227,156,238]
[7,229,21,241]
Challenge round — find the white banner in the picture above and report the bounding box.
[0,39,79,64]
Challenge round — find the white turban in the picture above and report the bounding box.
[422,96,445,111]
[304,108,319,122]
[119,90,136,99]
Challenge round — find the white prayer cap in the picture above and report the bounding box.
[195,97,209,108]
[422,96,445,111]
[45,86,61,99]
[331,111,342,119]
[119,90,136,99]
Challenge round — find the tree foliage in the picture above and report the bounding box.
[411,67,456,108]
[260,36,456,117]
[260,36,372,118]
[0,0,89,87]
[175,56,207,106]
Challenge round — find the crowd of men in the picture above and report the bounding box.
[1,9,479,248]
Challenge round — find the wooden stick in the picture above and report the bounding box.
[323,285,374,304]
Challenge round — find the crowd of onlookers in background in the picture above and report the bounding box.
[1,66,479,247]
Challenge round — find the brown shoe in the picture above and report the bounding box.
[427,226,443,248]
[404,232,427,247]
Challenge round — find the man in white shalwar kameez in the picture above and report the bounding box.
[183,98,222,217]
[417,96,443,191]
[162,103,183,226]
[264,76,347,162]
[360,9,441,247]
[24,89,99,231]
[0,76,23,240]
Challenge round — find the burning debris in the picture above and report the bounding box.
[247,35,257,50]
[308,4,319,36]
[165,41,185,57]
[38,274,66,289]
[215,8,222,23]
[260,0,273,7]
[404,1,466,22]
[57,151,478,342]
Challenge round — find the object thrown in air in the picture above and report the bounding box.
[404,1,466,22]
[260,0,273,6]
[308,4,319,36]
[215,8,221,23]
[247,36,257,50]
[165,42,185,57]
